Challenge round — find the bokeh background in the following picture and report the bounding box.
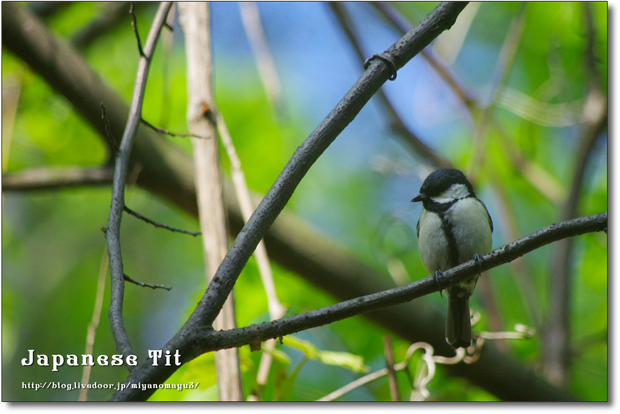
[2,2,607,401]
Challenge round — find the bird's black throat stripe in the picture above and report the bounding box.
[423,197,471,269]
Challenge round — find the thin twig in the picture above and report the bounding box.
[141,118,211,139]
[123,205,201,236]
[467,3,526,181]
[178,2,243,400]
[239,2,287,120]
[383,336,400,401]
[215,110,285,319]
[129,2,146,59]
[2,73,22,172]
[2,166,114,190]
[123,273,172,291]
[215,109,286,400]
[106,1,173,367]
[370,2,476,111]
[327,2,452,169]
[319,368,388,401]
[79,248,109,401]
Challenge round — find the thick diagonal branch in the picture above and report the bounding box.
[189,0,468,333]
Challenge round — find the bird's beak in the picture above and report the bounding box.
[411,194,424,203]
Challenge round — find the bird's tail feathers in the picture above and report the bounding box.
[446,294,472,349]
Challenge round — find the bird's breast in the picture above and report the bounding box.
[417,198,492,273]
[417,209,451,273]
[445,198,492,263]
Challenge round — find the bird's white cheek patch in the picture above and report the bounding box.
[431,183,470,203]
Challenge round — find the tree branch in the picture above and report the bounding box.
[328,2,452,169]
[71,2,131,50]
[543,2,607,388]
[2,1,199,215]
[2,166,114,190]
[215,108,286,400]
[123,205,201,236]
[106,1,468,399]
[239,2,287,120]
[369,2,476,111]
[105,1,173,366]
[188,0,468,338]
[110,211,605,401]
[178,2,243,400]
[141,118,210,139]
[467,3,527,181]
[383,336,400,401]
[212,213,607,351]
[123,273,172,291]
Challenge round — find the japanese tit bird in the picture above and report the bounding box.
[412,168,493,349]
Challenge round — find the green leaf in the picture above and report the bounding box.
[282,336,369,373]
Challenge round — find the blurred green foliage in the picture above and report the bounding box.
[2,1,607,402]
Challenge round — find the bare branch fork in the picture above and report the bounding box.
[129,2,146,60]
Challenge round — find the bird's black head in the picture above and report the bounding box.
[412,168,475,202]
